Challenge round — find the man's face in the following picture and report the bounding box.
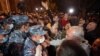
[86,22,97,31]
[0,34,4,43]
[66,28,74,39]
[24,24,29,32]
[3,24,9,30]
[0,15,5,19]
[32,34,45,43]
[21,24,29,32]
[79,19,85,25]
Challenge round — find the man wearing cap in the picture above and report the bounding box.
[8,14,29,44]
[24,25,46,56]
[8,23,29,44]
[1,21,14,35]
[0,29,9,56]
[11,15,28,25]
[0,29,8,44]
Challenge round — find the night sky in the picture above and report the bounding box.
[55,0,100,12]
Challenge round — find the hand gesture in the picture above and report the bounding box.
[35,45,42,56]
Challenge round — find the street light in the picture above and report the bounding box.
[40,7,43,10]
[68,8,74,14]
[35,8,39,11]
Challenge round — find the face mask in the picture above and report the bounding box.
[9,24,14,29]
[36,36,45,44]
[24,30,28,33]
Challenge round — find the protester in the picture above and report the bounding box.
[85,22,99,45]
[0,2,99,56]
[92,38,100,56]
[57,40,88,56]
[66,26,90,56]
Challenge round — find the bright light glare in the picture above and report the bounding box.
[69,8,74,14]
[35,8,38,11]
[40,7,43,10]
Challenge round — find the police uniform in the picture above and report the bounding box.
[24,25,46,56]
[8,30,25,44]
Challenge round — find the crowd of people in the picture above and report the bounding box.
[0,6,100,56]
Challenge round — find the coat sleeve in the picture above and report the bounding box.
[24,38,35,56]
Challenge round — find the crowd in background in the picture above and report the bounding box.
[0,9,100,56]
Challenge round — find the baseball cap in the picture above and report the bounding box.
[11,15,28,24]
[29,25,46,36]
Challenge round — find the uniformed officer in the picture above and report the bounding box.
[24,25,46,56]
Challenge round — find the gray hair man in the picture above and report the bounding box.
[66,26,90,56]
